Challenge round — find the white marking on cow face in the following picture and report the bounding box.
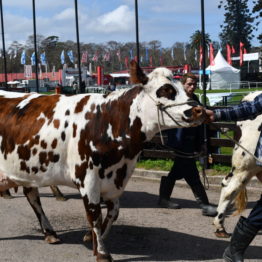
[89,141,97,152]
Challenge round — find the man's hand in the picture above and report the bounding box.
[204,109,215,123]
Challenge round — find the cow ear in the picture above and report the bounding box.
[129,60,148,85]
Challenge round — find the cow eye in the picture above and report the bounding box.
[156,84,177,100]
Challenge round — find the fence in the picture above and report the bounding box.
[141,121,238,166]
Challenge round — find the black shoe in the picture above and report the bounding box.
[201,204,217,217]
[158,198,181,209]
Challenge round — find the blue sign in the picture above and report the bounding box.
[199,70,211,75]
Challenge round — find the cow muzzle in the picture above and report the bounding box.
[183,106,204,123]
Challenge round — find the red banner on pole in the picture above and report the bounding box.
[226,44,232,65]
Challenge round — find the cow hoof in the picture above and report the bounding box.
[83,230,92,242]
[97,253,113,262]
[45,235,61,244]
[3,194,14,199]
[214,229,231,238]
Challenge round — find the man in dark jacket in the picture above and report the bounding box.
[158,73,217,217]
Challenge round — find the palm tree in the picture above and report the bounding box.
[189,30,211,50]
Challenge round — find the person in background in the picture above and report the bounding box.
[205,96,262,262]
[158,73,217,217]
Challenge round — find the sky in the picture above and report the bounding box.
[1,0,261,49]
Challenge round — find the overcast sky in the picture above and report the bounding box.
[2,0,261,48]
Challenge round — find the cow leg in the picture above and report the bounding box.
[213,170,251,238]
[101,199,119,240]
[49,185,67,201]
[0,189,14,199]
[81,194,113,262]
[23,187,61,244]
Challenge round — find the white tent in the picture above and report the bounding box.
[206,50,240,90]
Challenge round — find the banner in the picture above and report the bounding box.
[81,51,88,63]
[21,50,26,65]
[31,52,36,65]
[60,50,65,64]
[240,41,245,66]
[209,43,215,66]
[24,65,32,78]
[67,50,74,63]
[40,52,46,65]
[226,44,232,65]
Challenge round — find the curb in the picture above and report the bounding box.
[132,168,262,195]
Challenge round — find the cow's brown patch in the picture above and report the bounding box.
[51,139,57,149]
[41,140,47,149]
[75,161,89,187]
[114,164,127,189]
[64,121,68,128]
[156,84,177,100]
[20,161,30,173]
[76,86,145,185]
[53,119,60,129]
[0,94,59,157]
[32,167,38,174]
[73,123,77,137]
[61,131,66,141]
[75,96,90,113]
[65,109,70,116]
[17,145,31,160]
[32,148,37,155]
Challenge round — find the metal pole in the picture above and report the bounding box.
[74,0,83,93]
[135,0,140,65]
[32,0,39,92]
[200,0,208,169]
[0,0,8,87]
[201,0,206,106]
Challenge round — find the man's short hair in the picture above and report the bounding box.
[181,73,197,85]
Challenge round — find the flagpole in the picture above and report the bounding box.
[0,0,8,87]
[32,0,39,93]
[74,0,83,93]
[134,0,140,65]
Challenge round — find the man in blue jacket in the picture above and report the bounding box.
[206,95,262,262]
[158,73,217,217]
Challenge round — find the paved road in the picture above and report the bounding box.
[0,177,261,262]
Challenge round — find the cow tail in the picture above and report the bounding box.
[233,187,248,215]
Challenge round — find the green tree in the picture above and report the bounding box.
[189,30,211,51]
[253,0,262,43]
[218,0,255,51]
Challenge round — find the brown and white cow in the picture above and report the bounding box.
[213,91,262,238]
[0,61,204,262]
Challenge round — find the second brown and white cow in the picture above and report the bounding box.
[0,61,204,262]
[213,91,262,238]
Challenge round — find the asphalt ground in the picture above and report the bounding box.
[0,172,261,262]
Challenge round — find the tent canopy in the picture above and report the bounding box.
[206,50,240,90]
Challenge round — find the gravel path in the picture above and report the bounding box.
[0,177,261,262]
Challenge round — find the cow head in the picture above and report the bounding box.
[129,60,204,131]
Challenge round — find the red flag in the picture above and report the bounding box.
[240,42,245,66]
[209,43,215,66]
[231,46,236,54]
[92,52,98,62]
[124,57,129,69]
[226,44,232,65]
[199,45,203,67]
[81,51,88,64]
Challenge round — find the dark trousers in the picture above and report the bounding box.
[167,157,201,187]
[247,194,262,229]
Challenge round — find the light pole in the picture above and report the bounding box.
[134,0,140,65]
[0,0,8,87]
[74,0,82,93]
[32,0,39,93]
